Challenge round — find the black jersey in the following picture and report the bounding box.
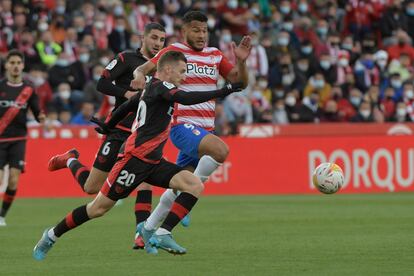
[103,78,239,163]
[0,79,40,140]
[97,49,148,132]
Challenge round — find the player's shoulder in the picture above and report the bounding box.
[151,78,176,91]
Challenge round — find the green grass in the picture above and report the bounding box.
[1,194,414,275]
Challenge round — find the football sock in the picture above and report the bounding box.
[53,205,90,238]
[194,155,221,183]
[145,189,176,231]
[0,188,16,217]
[134,190,152,225]
[68,160,90,190]
[160,192,198,232]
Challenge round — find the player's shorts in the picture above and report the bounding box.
[0,140,26,171]
[170,123,211,168]
[92,130,130,172]
[101,154,183,201]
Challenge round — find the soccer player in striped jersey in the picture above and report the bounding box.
[131,11,251,254]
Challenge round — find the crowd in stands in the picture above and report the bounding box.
[1,0,414,135]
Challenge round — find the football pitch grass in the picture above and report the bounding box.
[1,194,414,275]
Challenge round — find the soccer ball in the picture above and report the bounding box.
[312,163,344,194]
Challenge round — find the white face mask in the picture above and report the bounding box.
[33,77,45,87]
[283,22,294,31]
[94,21,104,30]
[227,0,238,9]
[285,96,296,106]
[208,18,216,29]
[93,74,101,81]
[258,80,268,89]
[79,53,90,63]
[298,62,309,71]
[338,58,349,67]
[130,42,141,49]
[360,110,371,118]
[115,25,125,32]
[320,60,331,70]
[278,37,289,46]
[397,108,407,117]
[405,90,414,99]
[100,57,110,66]
[298,3,308,13]
[312,79,325,89]
[282,74,294,85]
[38,22,49,32]
[391,80,402,89]
[148,9,156,17]
[377,59,387,68]
[139,5,148,14]
[222,34,232,43]
[59,90,71,100]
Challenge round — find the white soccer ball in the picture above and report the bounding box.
[312,163,344,194]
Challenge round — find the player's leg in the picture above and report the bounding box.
[142,161,204,254]
[33,192,117,261]
[0,142,7,226]
[132,182,152,249]
[0,140,26,225]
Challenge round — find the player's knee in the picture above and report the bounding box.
[8,175,20,188]
[209,143,229,163]
[83,179,102,195]
[88,204,109,218]
[138,182,152,191]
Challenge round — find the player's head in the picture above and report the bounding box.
[5,50,25,79]
[182,11,208,51]
[142,22,166,58]
[157,50,187,86]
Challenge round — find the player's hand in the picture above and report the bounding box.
[124,90,137,99]
[90,117,115,135]
[232,36,252,62]
[130,70,146,90]
[221,82,244,96]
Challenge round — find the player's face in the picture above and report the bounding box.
[5,56,24,78]
[183,21,208,51]
[143,29,166,58]
[169,60,187,86]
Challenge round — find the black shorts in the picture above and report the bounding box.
[0,140,26,171]
[92,130,130,172]
[101,154,183,201]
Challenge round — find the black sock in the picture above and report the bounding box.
[68,160,90,190]
[160,192,198,232]
[53,205,90,237]
[134,190,152,225]
[0,188,16,217]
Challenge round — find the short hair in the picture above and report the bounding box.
[144,22,166,35]
[158,51,187,71]
[182,11,207,25]
[6,49,24,62]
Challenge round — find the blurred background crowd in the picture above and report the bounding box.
[1,0,414,135]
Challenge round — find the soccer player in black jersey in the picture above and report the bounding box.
[0,50,45,226]
[46,23,166,249]
[33,50,243,260]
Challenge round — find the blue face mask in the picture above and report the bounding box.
[362,59,374,69]
[317,27,328,36]
[301,46,312,54]
[407,8,414,16]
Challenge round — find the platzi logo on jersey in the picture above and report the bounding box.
[187,63,217,77]
[0,100,27,109]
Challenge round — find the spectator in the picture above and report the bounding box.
[28,66,53,112]
[332,86,356,121]
[380,0,406,45]
[317,52,337,85]
[320,99,341,122]
[303,72,332,105]
[354,52,380,92]
[218,0,252,41]
[108,16,131,53]
[351,101,374,122]
[83,64,105,110]
[246,31,269,79]
[272,97,289,124]
[387,30,414,62]
[35,30,62,66]
[51,82,83,114]
[70,102,95,125]
[14,29,40,71]
[297,92,322,123]
[48,52,85,90]
[389,101,413,122]
[59,109,72,125]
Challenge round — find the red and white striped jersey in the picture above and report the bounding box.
[151,42,234,130]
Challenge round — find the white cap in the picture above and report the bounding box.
[374,50,388,61]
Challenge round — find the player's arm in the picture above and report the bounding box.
[162,83,243,105]
[96,53,137,99]
[28,90,45,123]
[91,93,141,134]
[224,36,252,89]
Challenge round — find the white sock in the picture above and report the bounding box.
[194,155,221,183]
[48,228,57,242]
[144,189,177,231]
[155,227,171,235]
[66,158,76,167]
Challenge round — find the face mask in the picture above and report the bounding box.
[33,77,45,87]
[341,43,353,51]
[100,57,110,66]
[251,8,260,16]
[298,3,308,13]
[338,58,349,67]
[251,38,259,46]
[391,80,402,89]
[59,90,71,100]
[208,18,216,29]
[56,5,65,14]
[93,74,101,81]
[317,27,328,36]
[275,90,284,98]
[227,0,238,9]
[377,59,387,68]
[282,74,293,85]
[301,46,312,54]
[258,80,268,89]
[278,37,289,46]
[94,21,104,30]
[313,79,325,89]
[280,6,290,14]
[320,60,331,70]
[38,22,48,32]
[77,27,84,33]
[130,42,141,49]
[298,62,309,71]
[405,90,414,99]
[350,96,361,106]
[148,9,156,17]
[407,8,414,16]
[139,5,148,14]
[222,34,232,43]
[115,26,125,32]
[397,108,407,116]
[285,96,296,106]
[114,6,124,16]
[79,53,90,63]
[56,59,70,67]
[360,110,371,118]
[283,22,294,32]
[362,59,374,69]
